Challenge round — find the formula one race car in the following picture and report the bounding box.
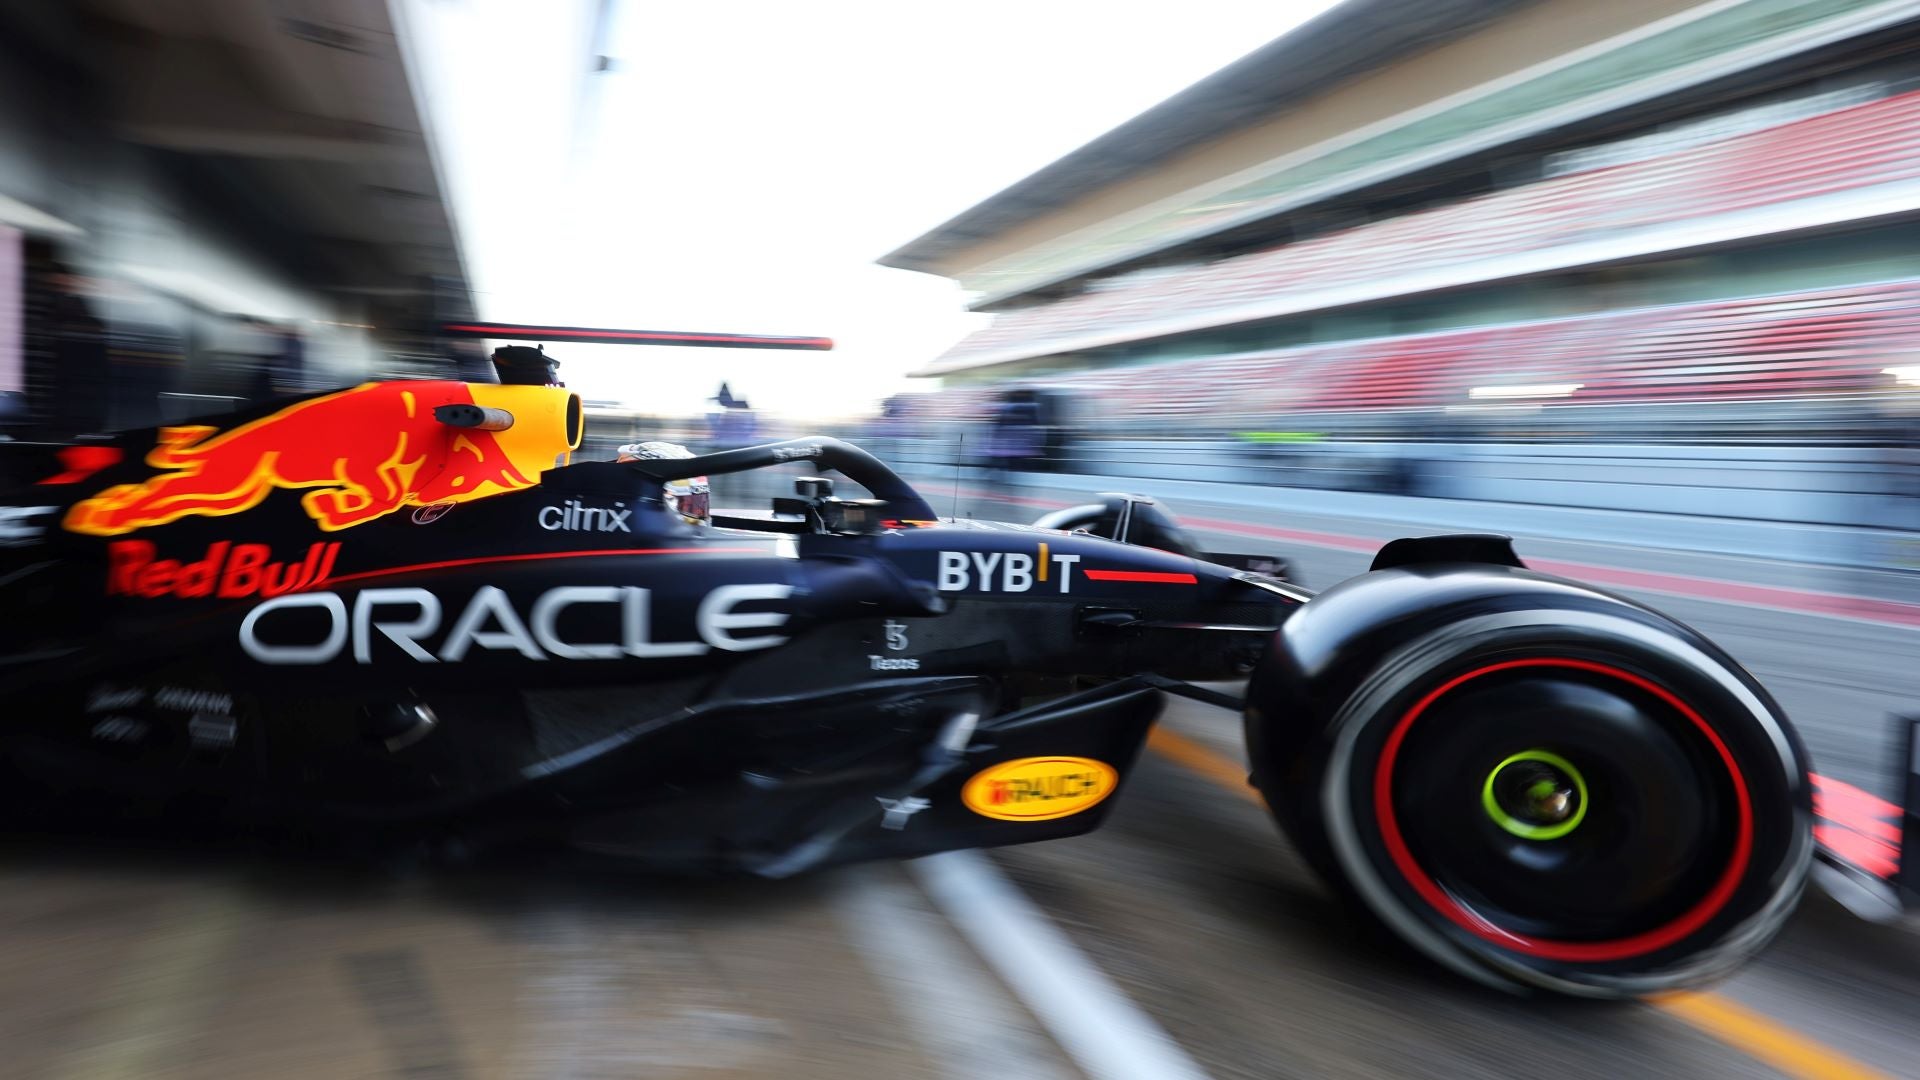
[0,327,1832,999]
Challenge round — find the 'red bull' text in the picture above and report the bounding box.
[108,540,340,599]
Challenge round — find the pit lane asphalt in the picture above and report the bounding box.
[3,480,1916,1078]
[6,700,1911,1079]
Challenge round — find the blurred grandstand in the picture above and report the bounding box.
[881,0,1920,528]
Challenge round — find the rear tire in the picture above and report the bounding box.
[1271,607,1811,997]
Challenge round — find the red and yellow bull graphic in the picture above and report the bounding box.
[65,382,580,536]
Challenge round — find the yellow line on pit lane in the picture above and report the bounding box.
[1144,726,1894,1080]
[1650,992,1891,1080]
[1147,727,1258,801]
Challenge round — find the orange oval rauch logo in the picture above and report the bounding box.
[961,756,1118,822]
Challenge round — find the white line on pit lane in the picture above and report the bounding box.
[912,850,1214,1080]
[836,866,1075,1080]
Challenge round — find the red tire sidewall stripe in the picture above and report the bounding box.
[1371,657,1755,963]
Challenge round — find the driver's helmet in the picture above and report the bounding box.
[617,441,710,526]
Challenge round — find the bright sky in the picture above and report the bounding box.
[405,0,1346,419]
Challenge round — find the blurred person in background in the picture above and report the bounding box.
[706,381,758,450]
[1030,386,1074,473]
[1874,391,1920,567]
[273,323,306,395]
[450,339,497,383]
[868,392,914,464]
[247,321,307,403]
[101,280,185,431]
[983,387,1043,486]
[22,241,110,440]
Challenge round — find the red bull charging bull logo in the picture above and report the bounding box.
[65,382,579,536]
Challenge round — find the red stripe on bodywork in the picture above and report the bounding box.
[1082,569,1199,584]
[315,547,767,590]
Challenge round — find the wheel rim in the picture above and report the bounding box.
[1481,749,1588,841]
[1371,657,1753,963]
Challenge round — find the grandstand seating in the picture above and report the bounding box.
[934,87,1920,370]
[914,279,1920,425]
